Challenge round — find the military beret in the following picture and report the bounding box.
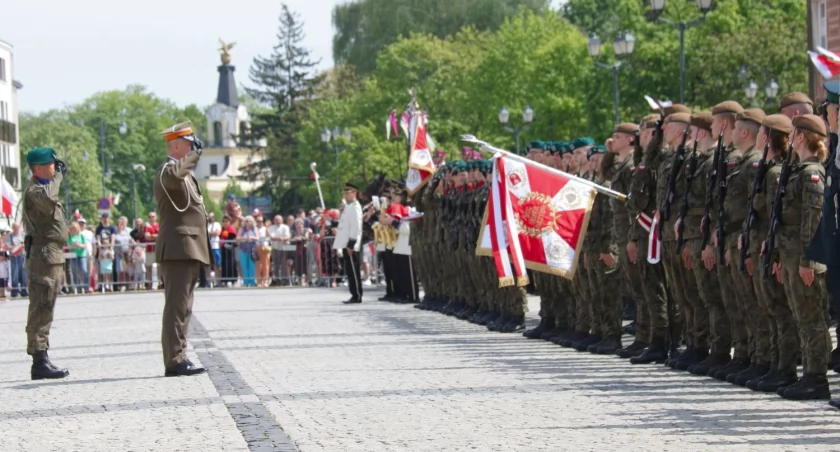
[779,92,813,109]
[26,147,58,166]
[792,113,827,137]
[825,80,840,105]
[342,182,360,192]
[529,140,545,150]
[571,137,595,150]
[614,122,639,135]
[561,143,575,155]
[761,114,794,135]
[665,112,691,125]
[587,145,607,159]
[690,112,714,131]
[735,108,766,126]
[642,114,661,129]
[712,100,744,116]
[663,104,691,117]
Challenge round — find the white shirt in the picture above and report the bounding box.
[269,224,290,251]
[81,229,95,257]
[207,221,221,250]
[256,225,268,246]
[333,200,362,252]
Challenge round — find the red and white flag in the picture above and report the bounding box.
[809,47,840,79]
[0,178,17,217]
[405,112,436,195]
[483,155,598,284]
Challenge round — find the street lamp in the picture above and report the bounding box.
[130,163,146,220]
[649,0,713,104]
[744,80,758,106]
[104,167,114,179]
[765,79,779,102]
[590,32,636,126]
[498,106,534,155]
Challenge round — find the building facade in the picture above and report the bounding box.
[0,38,22,221]
[194,42,266,202]
[809,0,840,101]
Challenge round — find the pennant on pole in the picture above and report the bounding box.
[809,47,840,79]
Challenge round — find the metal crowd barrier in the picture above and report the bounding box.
[54,236,383,294]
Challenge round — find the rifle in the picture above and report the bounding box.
[659,123,692,239]
[715,135,729,265]
[738,141,771,273]
[762,132,797,278]
[700,132,724,250]
[675,139,699,253]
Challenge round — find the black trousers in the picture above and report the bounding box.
[392,253,419,301]
[381,249,395,296]
[343,248,363,301]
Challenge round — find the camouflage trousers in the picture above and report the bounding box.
[679,239,712,351]
[549,276,575,331]
[618,245,646,343]
[572,264,592,333]
[716,257,749,360]
[586,252,622,338]
[663,239,705,350]
[751,258,800,373]
[25,261,64,355]
[780,251,830,375]
[727,247,771,366]
[637,236,672,343]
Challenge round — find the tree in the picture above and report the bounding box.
[332,0,549,74]
[223,179,247,199]
[18,110,104,221]
[244,3,325,212]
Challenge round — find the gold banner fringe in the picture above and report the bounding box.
[516,275,529,287]
[498,276,515,288]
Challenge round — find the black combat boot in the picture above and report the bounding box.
[745,367,776,391]
[558,331,587,348]
[731,363,771,387]
[31,352,69,380]
[616,341,649,359]
[688,352,730,376]
[674,348,710,371]
[621,321,636,336]
[779,373,831,400]
[487,313,508,331]
[592,336,622,355]
[541,326,567,341]
[524,317,554,339]
[573,334,602,352]
[499,315,526,333]
[629,339,669,364]
[830,347,840,371]
[755,370,798,393]
[711,357,749,381]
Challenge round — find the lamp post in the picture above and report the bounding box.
[130,164,146,220]
[765,79,780,106]
[99,114,128,197]
[499,106,535,155]
[648,0,713,104]
[588,31,636,126]
[744,80,759,107]
[321,126,352,191]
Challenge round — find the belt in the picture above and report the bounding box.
[685,207,705,216]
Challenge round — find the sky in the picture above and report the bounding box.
[5,0,564,114]
[4,0,345,114]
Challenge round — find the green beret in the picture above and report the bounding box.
[571,137,595,150]
[587,145,607,159]
[825,80,840,105]
[529,140,545,150]
[557,142,572,155]
[26,147,58,166]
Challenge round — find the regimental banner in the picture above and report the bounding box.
[405,112,436,195]
[477,155,598,282]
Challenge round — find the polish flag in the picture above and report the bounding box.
[0,178,17,217]
[809,47,840,79]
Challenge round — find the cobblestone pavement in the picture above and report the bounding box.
[2,289,840,451]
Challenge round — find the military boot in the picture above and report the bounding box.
[710,357,749,381]
[688,352,730,376]
[755,370,798,393]
[486,313,507,331]
[745,368,776,391]
[779,374,831,400]
[499,315,526,333]
[524,317,554,339]
[731,363,771,387]
[477,310,497,325]
[541,326,567,341]
[616,341,648,359]
[673,347,709,371]
[31,352,69,380]
[629,339,669,364]
[830,347,840,371]
[573,334,602,352]
[829,399,840,409]
[469,309,489,324]
[592,336,622,355]
[621,321,636,336]
[557,331,587,347]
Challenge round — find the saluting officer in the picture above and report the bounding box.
[154,121,210,377]
[22,147,70,380]
[334,182,364,304]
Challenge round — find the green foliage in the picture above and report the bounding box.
[332,0,549,74]
[201,182,223,220]
[223,179,247,199]
[18,110,103,221]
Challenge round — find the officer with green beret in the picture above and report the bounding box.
[22,147,70,380]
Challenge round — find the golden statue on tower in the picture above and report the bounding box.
[218,38,236,65]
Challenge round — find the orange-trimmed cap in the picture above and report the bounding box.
[159,121,195,142]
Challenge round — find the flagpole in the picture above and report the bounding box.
[461,134,627,202]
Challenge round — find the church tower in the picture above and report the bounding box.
[193,39,266,202]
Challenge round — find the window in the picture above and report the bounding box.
[213,121,222,147]
[0,58,5,81]
[0,101,6,120]
[818,1,828,49]
[210,163,218,176]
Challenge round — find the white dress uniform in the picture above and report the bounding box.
[333,185,363,302]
